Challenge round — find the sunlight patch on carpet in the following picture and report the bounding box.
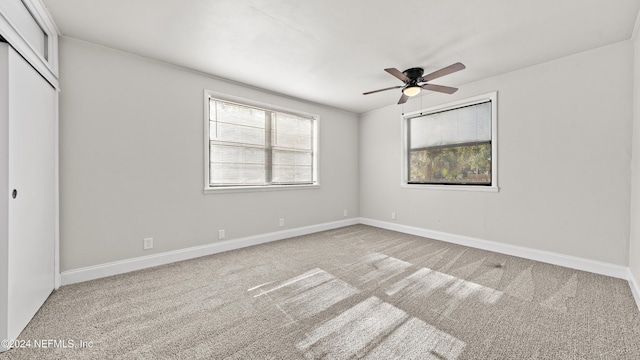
[385,266,503,317]
[297,296,465,359]
[249,268,359,321]
[359,252,413,285]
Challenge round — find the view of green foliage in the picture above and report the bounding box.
[409,143,491,184]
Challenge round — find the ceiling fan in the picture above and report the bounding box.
[363,62,466,104]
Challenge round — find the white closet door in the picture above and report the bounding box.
[6,43,56,341]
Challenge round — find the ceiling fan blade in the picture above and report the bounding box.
[420,62,465,82]
[363,85,403,95]
[398,93,409,104]
[422,84,458,94]
[385,68,410,82]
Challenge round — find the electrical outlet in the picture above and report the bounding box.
[143,237,153,250]
[391,212,396,220]
[279,218,285,227]
[218,229,225,240]
[343,209,348,217]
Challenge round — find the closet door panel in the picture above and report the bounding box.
[6,43,55,340]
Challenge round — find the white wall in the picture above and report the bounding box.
[58,37,359,271]
[630,33,640,285]
[360,41,633,266]
[58,33,635,274]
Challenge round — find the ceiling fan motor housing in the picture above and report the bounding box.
[403,67,424,82]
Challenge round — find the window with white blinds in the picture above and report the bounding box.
[404,93,497,188]
[206,96,317,189]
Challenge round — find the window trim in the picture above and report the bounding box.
[401,91,499,192]
[203,90,320,193]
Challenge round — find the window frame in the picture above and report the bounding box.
[401,91,499,192]
[203,90,320,193]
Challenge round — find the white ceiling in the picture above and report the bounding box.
[42,0,640,114]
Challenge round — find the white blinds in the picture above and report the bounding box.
[272,112,313,184]
[210,100,267,185]
[209,98,315,186]
[410,101,491,150]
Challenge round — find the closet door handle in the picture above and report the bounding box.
[11,189,17,199]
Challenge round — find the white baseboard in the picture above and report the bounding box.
[60,218,358,286]
[629,269,640,311]
[60,216,635,296]
[359,217,630,280]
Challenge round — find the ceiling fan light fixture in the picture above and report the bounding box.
[403,85,421,97]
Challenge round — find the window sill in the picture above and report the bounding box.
[401,183,499,193]
[204,184,320,194]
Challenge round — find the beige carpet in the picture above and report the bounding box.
[1,225,639,359]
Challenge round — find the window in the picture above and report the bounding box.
[403,92,497,191]
[204,91,318,191]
